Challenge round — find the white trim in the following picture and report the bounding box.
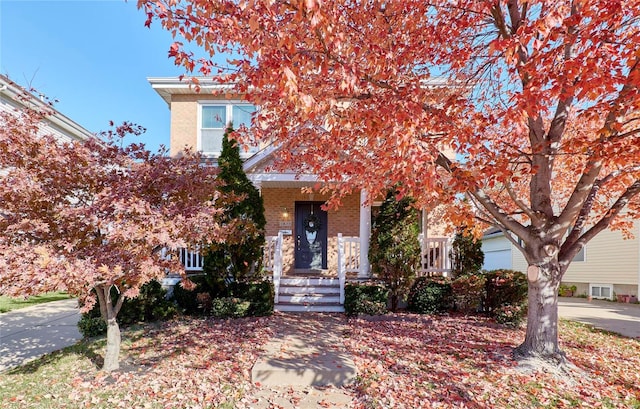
[589,283,614,300]
[248,173,319,183]
[243,144,279,171]
[359,190,371,278]
[572,245,586,262]
[197,101,257,157]
[0,75,93,141]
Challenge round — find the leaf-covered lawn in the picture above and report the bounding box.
[1,313,638,408]
[344,314,640,408]
[1,316,273,409]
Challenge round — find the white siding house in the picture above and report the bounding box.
[481,224,640,300]
[0,75,93,143]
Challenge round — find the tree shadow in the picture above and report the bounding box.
[5,339,104,375]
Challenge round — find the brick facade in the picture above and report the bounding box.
[262,188,361,274]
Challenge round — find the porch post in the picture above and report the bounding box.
[359,189,371,278]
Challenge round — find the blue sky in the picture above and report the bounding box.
[0,0,193,152]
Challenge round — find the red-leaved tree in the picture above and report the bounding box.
[0,99,233,371]
[139,0,640,365]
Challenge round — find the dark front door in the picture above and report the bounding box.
[295,202,328,270]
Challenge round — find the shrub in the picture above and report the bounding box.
[451,274,486,313]
[344,283,389,317]
[210,297,251,318]
[77,315,107,338]
[203,127,266,286]
[449,228,485,278]
[117,280,177,324]
[483,269,528,312]
[173,275,211,315]
[228,280,274,316]
[78,280,177,337]
[407,277,453,314]
[494,303,526,328]
[369,189,420,310]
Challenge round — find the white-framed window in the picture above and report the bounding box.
[199,102,257,157]
[589,283,613,299]
[572,246,586,262]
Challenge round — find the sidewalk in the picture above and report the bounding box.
[0,298,82,372]
[558,298,640,339]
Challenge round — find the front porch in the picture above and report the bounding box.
[180,233,452,312]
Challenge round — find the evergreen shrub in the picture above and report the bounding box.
[482,269,528,312]
[210,297,251,318]
[344,283,389,316]
[78,280,177,337]
[407,277,453,314]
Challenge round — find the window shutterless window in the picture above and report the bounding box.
[199,103,257,157]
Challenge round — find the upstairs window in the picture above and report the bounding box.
[199,102,257,157]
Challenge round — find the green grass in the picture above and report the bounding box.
[0,292,71,313]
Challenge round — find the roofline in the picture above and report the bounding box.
[147,75,457,107]
[0,75,94,141]
[148,76,239,107]
[482,228,506,239]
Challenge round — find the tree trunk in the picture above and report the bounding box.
[103,317,121,372]
[515,261,564,363]
[95,284,124,372]
[390,293,398,311]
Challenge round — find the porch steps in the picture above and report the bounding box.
[275,277,345,313]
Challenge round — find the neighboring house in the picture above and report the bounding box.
[0,75,93,143]
[149,76,453,311]
[481,225,640,300]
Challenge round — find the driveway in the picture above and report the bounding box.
[558,298,640,339]
[0,298,82,372]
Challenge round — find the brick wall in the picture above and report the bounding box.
[262,187,361,273]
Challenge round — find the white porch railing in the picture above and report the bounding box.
[179,247,204,272]
[337,234,360,303]
[418,234,452,277]
[264,232,284,303]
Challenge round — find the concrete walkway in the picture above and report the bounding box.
[0,298,82,372]
[558,297,640,339]
[249,313,356,408]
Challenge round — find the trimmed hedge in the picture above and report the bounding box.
[228,280,274,317]
[172,275,212,315]
[78,280,177,338]
[451,274,486,313]
[77,315,107,338]
[344,283,389,317]
[483,269,528,313]
[174,278,274,317]
[210,297,251,318]
[407,277,453,314]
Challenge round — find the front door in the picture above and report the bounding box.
[295,202,328,270]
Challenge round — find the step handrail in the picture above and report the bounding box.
[337,233,346,304]
[273,231,283,304]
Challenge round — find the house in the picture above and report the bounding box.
[0,74,93,143]
[149,76,453,312]
[481,225,640,300]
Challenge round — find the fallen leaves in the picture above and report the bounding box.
[344,313,640,408]
[1,313,638,408]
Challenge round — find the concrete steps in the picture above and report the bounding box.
[275,276,344,313]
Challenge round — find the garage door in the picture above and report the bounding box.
[483,249,511,271]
